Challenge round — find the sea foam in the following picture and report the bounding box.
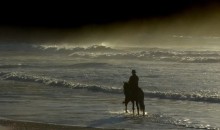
[1,72,220,104]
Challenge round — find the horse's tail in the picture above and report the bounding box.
[139,100,145,112]
[138,88,145,112]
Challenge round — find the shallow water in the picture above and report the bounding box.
[0,44,220,129]
[0,80,219,130]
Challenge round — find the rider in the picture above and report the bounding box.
[128,69,139,95]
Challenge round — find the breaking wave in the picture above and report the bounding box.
[67,47,220,63]
[0,64,30,69]
[1,72,220,104]
[0,72,122,94]
[0,63,112,69]
[144,91,220,103]
[37,44,120,53]
[1,43,220,63]
[0,43,119,54]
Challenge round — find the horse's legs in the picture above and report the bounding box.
[132,101,135,115]
[125,102,128,113]
[136,101,139,115]
[124,98,129,113]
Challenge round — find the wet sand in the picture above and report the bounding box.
[0,119,124,130]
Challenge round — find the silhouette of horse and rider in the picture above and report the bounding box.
[123,70,145,116]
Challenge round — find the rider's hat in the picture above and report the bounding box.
[132,69,136,74]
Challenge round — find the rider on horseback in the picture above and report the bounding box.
[123,69,145,115]
[128,70,139,96]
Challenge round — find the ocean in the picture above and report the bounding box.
[0,43,220,130]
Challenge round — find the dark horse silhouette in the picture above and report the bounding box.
[123,82,145,116]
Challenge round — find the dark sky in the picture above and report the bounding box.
[0,1,216,28]
[1,1,220,48]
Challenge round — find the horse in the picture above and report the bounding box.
[123,82,145,116]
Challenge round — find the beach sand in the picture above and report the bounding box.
[0,119,124,130]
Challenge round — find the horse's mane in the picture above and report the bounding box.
[123,82,133,96]
[123,82,129,86]
[123,82,129,89]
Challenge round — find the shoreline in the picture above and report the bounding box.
[0,119,124,130]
